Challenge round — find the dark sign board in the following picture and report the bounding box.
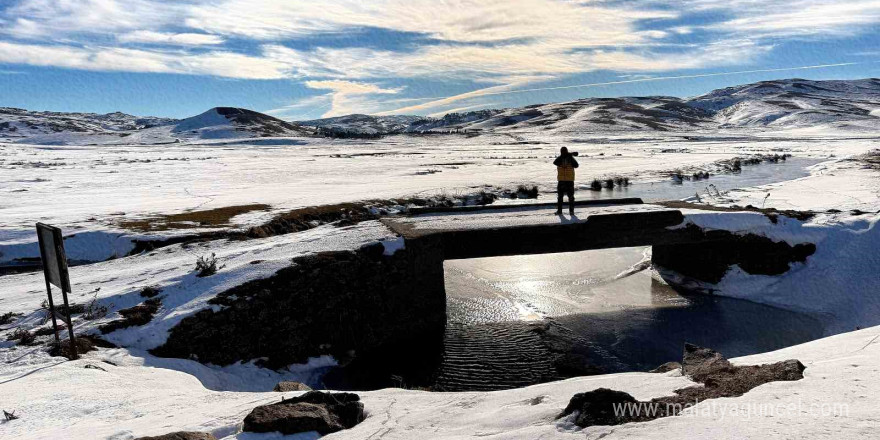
[36,222,71,292]
[35,222,78,359]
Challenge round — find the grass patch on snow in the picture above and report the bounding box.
[117,203,272,232]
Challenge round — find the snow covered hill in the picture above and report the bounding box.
[688,78,880,130]
[0,107,175,144]
[301,114,426,135]
[121,107,313,144]
[4,78,880,144]
[299,78,880,135]
[1,107,313,145]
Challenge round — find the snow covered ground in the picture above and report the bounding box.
[3,88,880,438]
[2,323,877,439]
[2,131,875,264]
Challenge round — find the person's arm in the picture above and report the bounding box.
[553,156,563,166]
[570,156,579,168]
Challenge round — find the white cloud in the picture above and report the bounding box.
[375,77,543,115]
[185,0,675,47]
[3,0,184,38]
[304,80,401,95]
[679,0,880,38]
[3,0,880,116]
[118,31,224,46]
[263,38,772,83]
[0,41,289,79]
[304,80,401,116]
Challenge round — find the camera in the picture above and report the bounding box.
[570,151,579,156]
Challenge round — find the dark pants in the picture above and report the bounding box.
[557,180,575,213]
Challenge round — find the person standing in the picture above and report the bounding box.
[553,147,579,215]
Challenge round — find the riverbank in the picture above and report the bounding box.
[2,322,877,439]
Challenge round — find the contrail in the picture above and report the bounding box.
[377,61,869,114]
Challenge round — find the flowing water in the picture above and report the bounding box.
[575,157,823,202]
[328,158,827,391]
[437,248,823,390]
[429,158,828,391]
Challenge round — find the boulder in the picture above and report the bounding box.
[243,391,364,435]
[649,362,681,373]
[558,388,641,427]
[273,381,312,392]
[560,345,807,428]
[681,343,732,381]
[134,432,216,440]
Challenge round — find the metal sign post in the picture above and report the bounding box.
[35,222,78,360]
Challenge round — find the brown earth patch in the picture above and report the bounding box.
[118,203,271,232]
[559,344,806,427]
[657,200,816,222]
[99,297,162,334]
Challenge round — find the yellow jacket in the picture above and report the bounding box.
[557,165,575,181]
[554,155,579,181]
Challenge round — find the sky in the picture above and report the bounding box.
[1,0,879,121]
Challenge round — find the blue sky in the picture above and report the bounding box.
[1,0,879,120]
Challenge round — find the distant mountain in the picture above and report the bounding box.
[688,78,880,129]
[2,107,312,145]
[4,78,880,145]
[301,114,426,135]
[122,107,312,144]
[299,78,880,134]
[0,107,175,142]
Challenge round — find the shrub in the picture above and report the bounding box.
[515,185,539,199]
[604,179,615,189]
[81,291,109,320]
[6,328,36,345]
[195,253,221,277]
[0,312,20,326]
[34,326,63,337]
[140,286,162,298]
[99,297,162,334]
[590,179,602,191]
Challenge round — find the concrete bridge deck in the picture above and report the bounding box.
[382,199,712,260]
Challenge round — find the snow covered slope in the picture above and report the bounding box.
[2,107,313,145]
[301,114,425,135]
[0,107,175,144]
[688,78,880,130]
[114,107,313,144]
[299,78,880,135]
[5,78,880,144]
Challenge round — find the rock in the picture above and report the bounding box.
[273,381,312,392]
[681,343,732,381]
[243,391,364,435]
[649,361,681,373]
[134,432,216,440]
[558,388,641,427]
[561,346,808,428]
[244,402,338,435]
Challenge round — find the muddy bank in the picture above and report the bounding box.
[153,239,446,369]
[653,224,815,284]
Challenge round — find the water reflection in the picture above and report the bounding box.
[442,247,824,382]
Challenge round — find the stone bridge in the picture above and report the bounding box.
[158,199,815,381]
[382,198,718,260]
